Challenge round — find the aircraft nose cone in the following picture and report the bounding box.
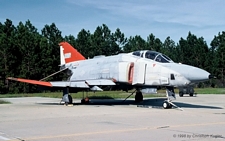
[208,74,215,79]
[186,67,210,82]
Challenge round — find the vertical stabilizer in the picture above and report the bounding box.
[59,42,86,65]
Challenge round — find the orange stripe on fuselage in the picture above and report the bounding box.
[59,42,86,63]
[7,77,52,87]
[128,63,134,84]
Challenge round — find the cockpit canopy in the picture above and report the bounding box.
[131,50,174,63]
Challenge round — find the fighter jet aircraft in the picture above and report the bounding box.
[7,42,212,109]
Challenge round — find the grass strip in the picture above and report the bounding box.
[0,88,224,99]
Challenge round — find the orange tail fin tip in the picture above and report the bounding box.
[59,42,86,64]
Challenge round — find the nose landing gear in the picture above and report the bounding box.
[163,87,183,110]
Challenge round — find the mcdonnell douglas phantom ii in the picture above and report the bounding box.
[7,42,212,109]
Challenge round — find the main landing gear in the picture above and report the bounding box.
[60,88,73,105]
[123,87,181,110]
[135,89,143,102]
[60,89,90,105]
[61,94,73,105]
[123,89,143,103]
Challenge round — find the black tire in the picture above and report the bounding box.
[163,101,173,109]
[135,92,143,102]
[179,92,183,97]
[168,103,173,109]
[81,99,85,104]
[163,102,168,109]
[189,93,194,97]
[163,101,172,109]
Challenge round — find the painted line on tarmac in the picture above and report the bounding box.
[22,127,152,140]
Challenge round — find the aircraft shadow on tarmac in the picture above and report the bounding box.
[37,97,223,109]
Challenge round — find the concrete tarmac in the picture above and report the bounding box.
[0,94,225,141]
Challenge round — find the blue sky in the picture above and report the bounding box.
[0,0,224,45]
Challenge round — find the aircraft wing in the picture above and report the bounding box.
[7,77,115,88]
[85,79,115,85]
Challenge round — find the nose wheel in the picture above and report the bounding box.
[163,101,172,109]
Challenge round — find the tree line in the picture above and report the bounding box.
[0,19,225,93]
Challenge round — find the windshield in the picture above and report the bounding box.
[155,55,170,63]
[145,51,158,60]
